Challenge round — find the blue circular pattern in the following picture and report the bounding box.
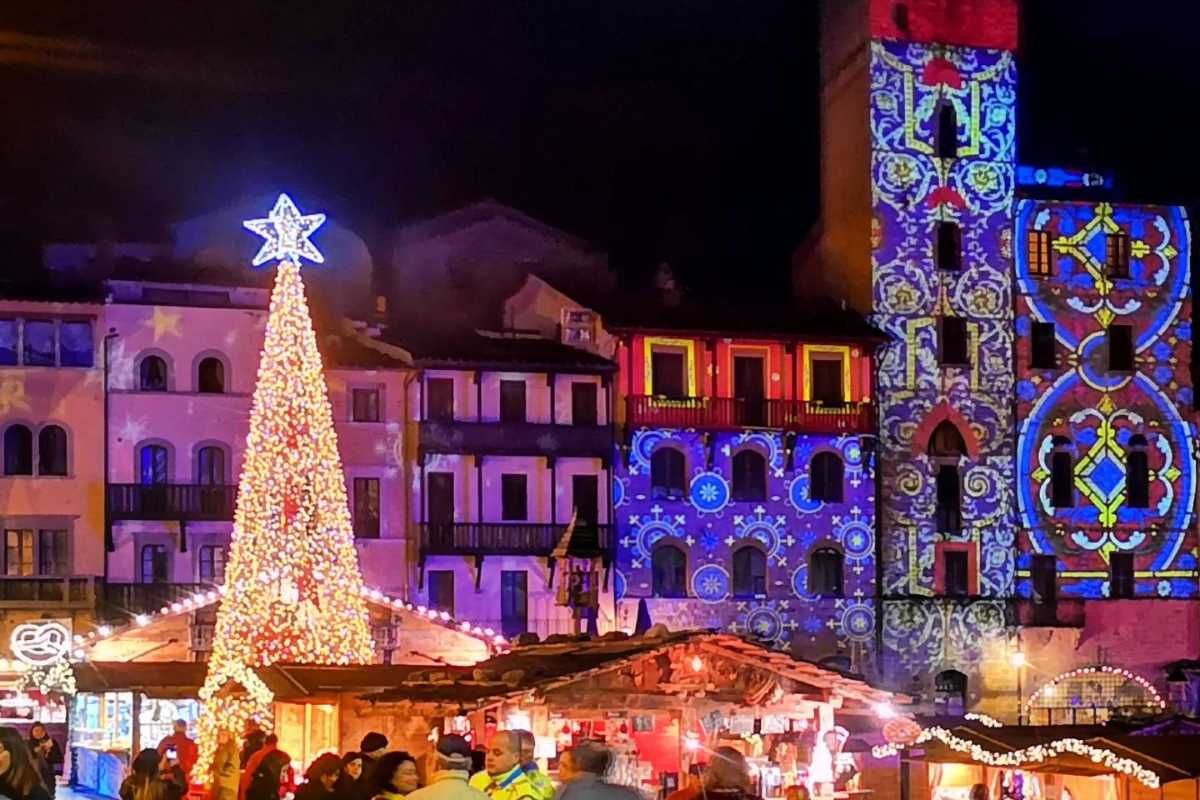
[691,564,731,604]
[612,476,626,508]
[744,607,784,643]
[690,471,731,514]
[631,429,671,471]
[842,604,875,642]
[636,520,680,559]
[841,439,863,467]
[840,522,874,561]
[788,474,823,515]
[739,521,781,558]
[791,564,818,601]
[614,570,627,601]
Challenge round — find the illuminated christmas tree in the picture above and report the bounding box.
[194,195,374,775]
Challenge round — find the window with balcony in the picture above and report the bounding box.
[353,477,381,538]
[0,318,93,367]
[38,425,68,476]
[1028,230,1053,277]
[936,221,962,271]
[650,350,686,399]
[652,544,687,598]
[571,382,598,425]
[732,546,766,598]
[811,358,845,405]
[427,472,455,525]
[199,545,226,584]
[732,450,767,502]
[939,317,969,366]
[139,355,169,391]
[141,544,168,583]
[500,380,527,423]
[501,474,528,521]
[4,424,32,476]
[197,357,225,393]
[352,387,381,422]
[196,446,226,486]
[426,378,454,422]
[1106,232,1131,278]
[943,549,969,597]
[1110,553,1134,599]
[650,447,686,500]
[1031,321,1056,369]
[936,103,957,158]
[500,570,528,637]
[809,452,844,503]
[1108,325,1133,372]
[809,548,844,598]
[139,444,170,485]
[1126,434,1150,509]
[1051,437,1074,509]
[428,570,455,615]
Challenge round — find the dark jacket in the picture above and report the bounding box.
[247,749,293,800]
[557,775,643,800]
[295,781,337,800]
[117,775,185,800]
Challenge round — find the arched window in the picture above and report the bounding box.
[37,425,68,476]
[651,544,687,598]
[928,420,968,458]
[1126,434,1150,509]
[936,102,958,158]
[139,355,168,391]
[809,548,844,598]
[650,447,686,499]
[809,452,844,503]
[732,449,767,502]
[1051,436,1074,508]
[197,357,225,393]
[732,546,767,598]
[3,424,32,476]
[928,421,966,533]
[196,446,226,486]
[935,669,968,715]
[139,444,170,485]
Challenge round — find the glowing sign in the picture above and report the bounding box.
[10,621,71,666]
[243,193,326,267]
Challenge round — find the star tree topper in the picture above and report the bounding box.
[243,193,326,267]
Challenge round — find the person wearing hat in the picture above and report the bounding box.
[405,735,489,800]
[360,732,390,796]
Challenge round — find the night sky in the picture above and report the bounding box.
[1,1,1197,296]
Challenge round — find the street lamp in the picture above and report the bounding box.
[1010,651,1026,724]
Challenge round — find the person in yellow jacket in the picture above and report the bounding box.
[470,733,541,800]
[514,731,554,800]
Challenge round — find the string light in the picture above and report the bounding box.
[963,712,1003,728]
[871,726,1162,789]
[1024,666,1166,711]
[195,196,372,775]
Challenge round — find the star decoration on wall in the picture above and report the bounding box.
[243,193,326,267]
[145,307,183,341]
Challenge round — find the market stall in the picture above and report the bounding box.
[356,629,902,799]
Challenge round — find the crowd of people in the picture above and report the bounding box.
[0,724,63,800]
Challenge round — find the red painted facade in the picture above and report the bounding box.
[869,0,1018,50]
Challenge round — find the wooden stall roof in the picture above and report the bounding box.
[359,630,899,711]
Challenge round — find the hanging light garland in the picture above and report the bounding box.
[1024,666,1166,711]
[963,712,1003,728]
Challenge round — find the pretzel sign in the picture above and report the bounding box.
[10,622,71,666]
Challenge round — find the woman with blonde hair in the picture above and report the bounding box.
[212,730,242,800]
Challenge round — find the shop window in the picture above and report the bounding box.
[500,380,527,423]
[426,378,454,421]
[1050,437,1074,509]
[199,545,226,584]
[936,221,962,271]
[1106,232,1131,278]
[500,570,528,637]
[501,474,528,521]
[196,446,226,486]
[939,317,968,366]
[809,452,844,503]
[943,550,969,597]
[732,547,766,598]
[141,544,169,583]
[353,477,380,538]
[1108,325,1133,371]
[198,357,226,393]
[935,670,968,715]
[139,444,170,486]
[1028,230,1053,277]
[37,425,68,476]
[652,544,687,598]
[650,350,686,399]
[352,387,380,422]
[1031,322,1056,369]
[1110,553,1134,599]
[428,570,455,615]
[936,103,958,158]
[1126,434,1150,509]
[3,424,33,476]
[571,382,598,425]
[650,447,686,499]
[732,450,767,502]
[139,355,169,391]
[809,548,844,598]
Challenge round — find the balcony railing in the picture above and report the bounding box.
[100,582,218,619]
[0,576,96,609]
[418,522,612,558]
[108,484,237,522]
[1016,598,1086,627]
[626,396,873,433]
[420,420,611,457]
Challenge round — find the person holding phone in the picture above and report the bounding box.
[157,720,198,785]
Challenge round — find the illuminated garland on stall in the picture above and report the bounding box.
[963,712,1003,728]
[871,726,1162,789]
[15,658,76,699]
[194,195,375,776]
[1024,666,1166,712]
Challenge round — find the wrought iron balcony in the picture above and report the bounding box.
[1016,597,1086,628]
[108,483,237,522]
[418,522,612,558]
[626,396,873,433]
[100,581,218,620]
[0,576,96,609]
[419,420,611,458]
